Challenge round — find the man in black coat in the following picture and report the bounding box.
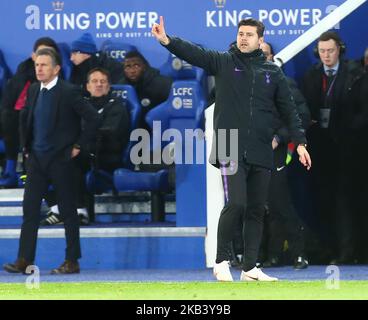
[86,67,130,172]
[3,48,100,274]
[341,67,368,263]
[152,16,311,281]
[302,31,361,264]
[259,42,310,270]
[0,37,61,188]
[118,50,172,131]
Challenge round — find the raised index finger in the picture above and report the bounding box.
[160,16,164,28]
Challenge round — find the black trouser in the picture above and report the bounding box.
[18,152,81,262]
[308,128,355,259]
[44,153,90,209]
[265,163,305,261]
[216,161,271,271]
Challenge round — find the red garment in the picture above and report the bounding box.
[14,80,31,110]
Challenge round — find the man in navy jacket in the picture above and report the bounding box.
[3,48,100,274]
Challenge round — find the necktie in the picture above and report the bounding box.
[326,69,334,77]
[37,87,48,105]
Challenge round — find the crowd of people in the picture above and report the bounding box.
[0,21,367,276]
[0,32,173,274]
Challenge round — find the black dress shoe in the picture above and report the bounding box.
[294,256,309,269]
[50,260,80,274]
[3,258,33,274]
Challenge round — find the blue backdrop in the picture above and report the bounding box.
[0,0,366,80]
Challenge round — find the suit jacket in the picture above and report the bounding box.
[302,60,360,143]
[20,78,100,158]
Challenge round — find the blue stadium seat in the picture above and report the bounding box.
[113,80,207,222]
[159,52,208,97]
[0,49,11,158]
[85,84,141,195]
[57,42,72,80]
[100,40,137,62]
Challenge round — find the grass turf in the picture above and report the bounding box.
[1,281,368,300]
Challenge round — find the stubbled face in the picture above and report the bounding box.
[318,39,340,68]
[35,54,60,85]
[86,71,110,98]
[123,57,146,82]
[70,51,91,66]
[260,42,273,61]
[237,25,263,53]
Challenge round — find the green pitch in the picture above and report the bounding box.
[1,281,368,300]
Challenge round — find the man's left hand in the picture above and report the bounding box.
[296,145,312,170]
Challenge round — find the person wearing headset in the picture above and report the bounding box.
[302,31,361,265]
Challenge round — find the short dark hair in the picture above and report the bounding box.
[35,47,62,68]
[124,51,149,66]
[87,67,111,84]
[317,31,343,48]
[264,42,274,56]
[33,37,60,54]
[238,18,265,38]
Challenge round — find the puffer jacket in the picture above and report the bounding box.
[165,37,306,169]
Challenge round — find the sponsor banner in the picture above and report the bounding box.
[0,0,365,75]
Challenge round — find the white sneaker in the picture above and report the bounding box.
[240,267,278,281]
[213,261,233,282]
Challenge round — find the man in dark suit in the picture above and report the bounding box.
[302,31,361,264]
[3,48,100,274]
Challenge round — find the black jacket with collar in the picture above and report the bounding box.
[1,58,36,113]
[165,37,306,169]
[118,66,172,131]
[86,93,130,170]
[20,78,100,158]
[302,59,361,143]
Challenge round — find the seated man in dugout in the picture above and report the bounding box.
[118,50,173,132]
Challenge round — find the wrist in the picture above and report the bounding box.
[160,36,170,46]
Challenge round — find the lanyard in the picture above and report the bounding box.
[322,74,337,98]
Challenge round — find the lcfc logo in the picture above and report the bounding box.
[172,97,183,110]
[172,57,183,71]
[214,0,226,8]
